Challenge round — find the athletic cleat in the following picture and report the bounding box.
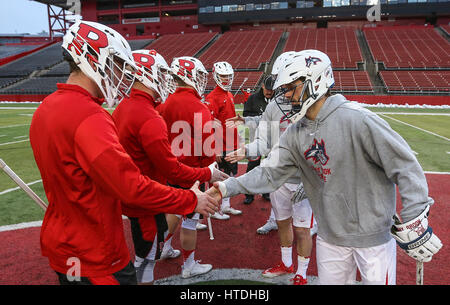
[196,222,207,230]
[160,246,181,260]
[256,219,278,234]
[222,207,242,215]
[181,260,213,279]
[262,261,294,278]
[291,274,308,285]
[211,212,230,220]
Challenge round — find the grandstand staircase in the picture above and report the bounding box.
[194,33,221,59]
[264,31,289,75]
[355,30,386,95]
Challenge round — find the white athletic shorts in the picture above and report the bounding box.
[316,236,397,285]
[270,183,315,228]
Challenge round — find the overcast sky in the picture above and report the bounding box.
[0,0,50,35]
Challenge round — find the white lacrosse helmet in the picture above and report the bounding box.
[62,20,136,107]
[213,61,234,91]
[132,49,173,103]
[171,56,208,96]
[273,49,334,123]
[271,51,298,76]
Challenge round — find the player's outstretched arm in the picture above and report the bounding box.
[225,114,244,128]
[191,181,220,218]
[224,146,246,164]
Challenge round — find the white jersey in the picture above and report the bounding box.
[244,97,301,184]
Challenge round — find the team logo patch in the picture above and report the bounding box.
[304,138,329,166]
[305,56,322,68]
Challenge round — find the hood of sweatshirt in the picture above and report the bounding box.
[299,94,348,133]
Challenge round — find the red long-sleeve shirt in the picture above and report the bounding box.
[160,87,216,171]
[206,86,240,152]
[29,84,197,277]
[112,88,212,240]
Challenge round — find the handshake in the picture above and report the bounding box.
[191,181,225,218]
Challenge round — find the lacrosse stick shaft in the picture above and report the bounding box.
[233,77,248,97]
[207,216,214,240]
[0,159,48,211]
[416,261,424,285]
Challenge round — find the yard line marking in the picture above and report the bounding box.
[0,124,29,129]
[19,114,33,117]
[377,112,450,116]
[0,139,29,146]
[0,221,43,233]
[379,114,450,142]
[0,179,42,195]
[0,107,38,110]
[13,135,28,139]
[0,216,128,232]
[424,171,450,175]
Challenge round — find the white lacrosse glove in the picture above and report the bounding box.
[208,162,230,183]
[390,205,442,262]
[291,183,307,204]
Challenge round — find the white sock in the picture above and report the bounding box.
[296,256,310,278]
[162,232,173,252]
[221,197,230,210]
[281,246,292,267]
[183,250,195,269]
[269,208,276,222]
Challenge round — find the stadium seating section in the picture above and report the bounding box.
[1,23,449,96]
[364,26,450,69]
[199,30,283,70]
[146,32,217,64]
[284,28,363,69]
[380,71,449,93]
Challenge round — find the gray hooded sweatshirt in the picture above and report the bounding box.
[223,94,433,248]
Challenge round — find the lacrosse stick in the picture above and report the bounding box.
[0,159,48,211]
[394,212,424,285]
[233,77,248,98]
[416,261,424,285]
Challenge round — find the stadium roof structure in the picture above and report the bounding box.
[33,0,72,9]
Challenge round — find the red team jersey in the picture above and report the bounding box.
[112,88,212,239]
[160,87,216,171]
[206,86,240,152]
[29,84,198,277]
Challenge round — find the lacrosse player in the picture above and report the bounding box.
[112,50,229,284]
[205,61,242,220]
[224,51,316,285]
[158,56,217,279]
[208,49,442,285]
[29,21,219,285]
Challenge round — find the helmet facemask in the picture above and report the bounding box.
[214,73,234,92]
[103,54,136,106]
[275,76,319,123]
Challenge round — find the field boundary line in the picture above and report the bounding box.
[0,220,42,233]
[0,139,29,146]
[0,179,42,195]
[377,112,450,116]
[0,124,30,129]
[379,114,450,142]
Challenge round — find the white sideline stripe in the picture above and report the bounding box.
[0,124,30,129]
[377,112,450,116]
[0,216,129,233]
[0,139,29,146]
[0,179,43,195]
[13,135,28,139]
[424,171,450,175]
[0,220,43,232]
[379,114,450,142]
